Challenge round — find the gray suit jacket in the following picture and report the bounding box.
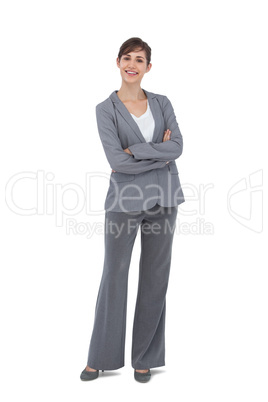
[96,88,185,212]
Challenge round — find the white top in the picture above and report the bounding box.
[130,99,155,142]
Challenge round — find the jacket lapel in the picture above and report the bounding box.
[109,89,161,143]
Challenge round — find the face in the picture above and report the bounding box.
[116,50,152,83]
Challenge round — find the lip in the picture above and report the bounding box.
[125,70,138,76]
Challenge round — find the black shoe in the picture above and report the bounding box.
[134,369,151,383]
[80,368,104,381]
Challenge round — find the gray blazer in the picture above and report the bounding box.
[96,88,185,212]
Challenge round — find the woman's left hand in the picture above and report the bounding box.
[163,129,171,142]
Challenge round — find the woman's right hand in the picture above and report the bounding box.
[163,129,171,142]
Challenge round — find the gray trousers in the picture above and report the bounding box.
[87,203,178,370]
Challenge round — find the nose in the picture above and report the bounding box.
[127,60,136,69]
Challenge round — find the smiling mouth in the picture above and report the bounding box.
[125,70,138,76]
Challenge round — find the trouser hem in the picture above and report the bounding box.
[132,361,165,370]
[87,362,124,371]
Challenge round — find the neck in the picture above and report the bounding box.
[117,82,146,102]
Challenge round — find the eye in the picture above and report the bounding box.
[123,56,143,62]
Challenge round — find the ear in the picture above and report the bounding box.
[146,63,152,73]
[116,57,120,68]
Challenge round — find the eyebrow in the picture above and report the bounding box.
[126,54,145,59]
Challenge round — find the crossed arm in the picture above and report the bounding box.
[127,96,183,162]
[96,96,183,175]
[116,130,171,172]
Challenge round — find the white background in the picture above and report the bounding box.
[1,0,267,401]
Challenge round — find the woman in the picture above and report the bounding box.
[80,37,185,383]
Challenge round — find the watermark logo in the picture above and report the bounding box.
[227,169,263,233]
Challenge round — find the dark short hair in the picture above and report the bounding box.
[118,37,151,66]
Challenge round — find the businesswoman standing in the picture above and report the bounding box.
[80,37,185,383]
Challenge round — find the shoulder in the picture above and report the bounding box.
[95,97,116,124]
[146,90,176,117]
[145,89,171,108]
[95,94,119,129]
[96,97,113,112]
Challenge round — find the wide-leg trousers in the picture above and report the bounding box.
[86,203,178,370]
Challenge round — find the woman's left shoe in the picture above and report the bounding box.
[80,368,104,381]
[134,369,151,383]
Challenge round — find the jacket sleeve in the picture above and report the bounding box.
[96,103,168,174]
[128,96,183,161]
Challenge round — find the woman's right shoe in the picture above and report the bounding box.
[80,367,104,381]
